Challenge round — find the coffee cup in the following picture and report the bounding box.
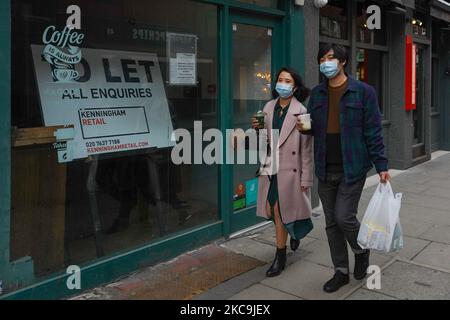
[298,113,311,131]
[254,110,266,130]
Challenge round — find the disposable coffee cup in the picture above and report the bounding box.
[298,114,311,131]
[254,111,266,130]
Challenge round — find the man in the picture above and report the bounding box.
[297,44,391,293]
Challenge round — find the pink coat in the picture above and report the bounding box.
[256,97,314,224]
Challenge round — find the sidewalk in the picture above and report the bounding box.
[72,151,450,300]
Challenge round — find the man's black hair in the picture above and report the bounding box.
[317,43,348,67]
[272,67,310,103]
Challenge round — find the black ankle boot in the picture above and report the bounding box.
[290,238,300,251]
[266,247,287,277]
[354,250,370,280]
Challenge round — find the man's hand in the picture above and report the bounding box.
[379,171,391,184]
[296,119,312,133]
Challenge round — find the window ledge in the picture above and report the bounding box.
[11,125,71,147]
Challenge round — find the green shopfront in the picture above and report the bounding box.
[0,0,306,299]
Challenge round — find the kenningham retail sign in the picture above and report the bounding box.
[32,27,174,161]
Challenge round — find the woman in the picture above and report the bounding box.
[251,67,314,277]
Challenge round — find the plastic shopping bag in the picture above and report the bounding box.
[389,219,404,252]
[357,181,403,252]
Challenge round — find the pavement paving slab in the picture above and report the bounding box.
[412,242,450,271]
[346,289,398,300]
[228,284,303,300]
[360,260,450,300]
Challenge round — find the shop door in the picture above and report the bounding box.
[228,13,282,233]
[412,44,426,159]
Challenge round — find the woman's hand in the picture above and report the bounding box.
[301,186,310,192]
[251,117,260,130]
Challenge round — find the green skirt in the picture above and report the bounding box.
[267,174,313,240]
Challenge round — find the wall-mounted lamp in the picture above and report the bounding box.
[411,19,423,26]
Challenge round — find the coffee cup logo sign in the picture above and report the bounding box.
[42,25,84,83]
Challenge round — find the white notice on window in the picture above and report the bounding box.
[170,53,197,85]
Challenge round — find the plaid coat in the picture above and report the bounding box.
[306,76,388,183]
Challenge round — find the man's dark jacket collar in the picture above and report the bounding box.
[317,73,359,94]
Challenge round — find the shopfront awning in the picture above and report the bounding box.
[390,0,415,10]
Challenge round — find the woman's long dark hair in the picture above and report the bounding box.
[272,67,310,103]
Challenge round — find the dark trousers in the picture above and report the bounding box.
[318,171,368,274]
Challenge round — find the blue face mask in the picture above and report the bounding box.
[275,83,294,98]
[320,60,340,79]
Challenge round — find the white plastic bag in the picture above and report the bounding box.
[357,181,403,252]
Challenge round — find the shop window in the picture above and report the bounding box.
[356,1,387,46]
[356,49,384,113]
[320,0,348,40]
[11,0,218,279]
